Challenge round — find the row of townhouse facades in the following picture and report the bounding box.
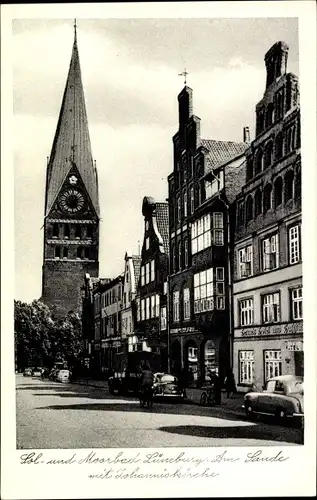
[81,40,302,389]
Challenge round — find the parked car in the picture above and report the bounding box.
[32,367,43,377]
[48,368,59,381]
[23,368,33,377]
[152,373,185,402]
[243,374,304,425]
[56,369,71,383]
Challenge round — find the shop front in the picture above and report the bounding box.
[233,321,303,393]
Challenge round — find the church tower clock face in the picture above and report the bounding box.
[58,188,85,214]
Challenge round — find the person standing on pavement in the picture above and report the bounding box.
[225,369,237,398]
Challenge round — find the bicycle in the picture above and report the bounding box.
[199,385,216,406]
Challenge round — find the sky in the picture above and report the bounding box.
[13,17,299,303]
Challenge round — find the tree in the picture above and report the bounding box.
[14,300,84,371]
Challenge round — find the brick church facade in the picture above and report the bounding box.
[41,27,99,316]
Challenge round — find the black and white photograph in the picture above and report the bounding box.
[1,2,316,499]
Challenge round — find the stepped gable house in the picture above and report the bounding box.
[41,26,99,316]
[137,196,169,371]
[167,84,248,386]
[232,41,302,391]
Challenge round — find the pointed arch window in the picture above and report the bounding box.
[255,149,263,175]
[284,170,294,202]
[178,240,182,271]
[54,246,61,259]
[75,225,81,239]
[263,184,273,213]
[53,224,59,238]
[275,132,283,160]
[184,238,189,267]
[245,195,254,223]
[86,225,93,239]
[264,142,273,169]
[266,103,274,128]
[254,189,262,218]
[274,177,283,208]
[183,190,187,218]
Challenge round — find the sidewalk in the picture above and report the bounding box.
[73,378,245,414]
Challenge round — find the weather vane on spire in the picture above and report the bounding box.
[74,18,77,43]
[178,68,189,85]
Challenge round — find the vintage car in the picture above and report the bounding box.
[242,374,304,424]
[152,373,185,402]
[23,368,33,377]
[56,369,71,384]
[32,367,43,377]
[108,370,141,395]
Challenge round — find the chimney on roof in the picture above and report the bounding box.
[243,126,250,142]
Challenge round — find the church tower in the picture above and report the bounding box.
[42,23,99,316]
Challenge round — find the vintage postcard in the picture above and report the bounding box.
[1,1,316,499]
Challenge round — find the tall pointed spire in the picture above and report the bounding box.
[45,24,99,217]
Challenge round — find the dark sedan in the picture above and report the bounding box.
[152,373,185,402]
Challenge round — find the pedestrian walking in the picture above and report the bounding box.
[224,369,237,398]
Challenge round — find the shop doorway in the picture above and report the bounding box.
[185,340,198,387]
[203,340,217,382]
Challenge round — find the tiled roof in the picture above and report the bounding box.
[45,36,99,216]
[155,202,169,255]
[132,256,141,291]
[200,139,247,171]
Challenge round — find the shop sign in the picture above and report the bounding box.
[286,340,303,351]
[170,326,196,334]
[240,322,303,338]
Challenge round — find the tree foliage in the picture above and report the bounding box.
[14,300,83,370]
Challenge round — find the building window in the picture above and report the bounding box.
[76,247,82,259]
[62,247,68,259]
[289,225,300,264]
[170,243,175,274]
[263,183,272,213]
[254,189,262,217]
[86,225,93,238]
[276,91,284,120]
[275,132,283,160]
[264,350,282,380]
[191,214,211,254]
[274,177,283,208]
[84,247,90,260]
[145,237,150,250]
[264,141,273,168]
[183,287,190,320]
[178,240,182,271]
[151,295,156,318]
[141,299,145,320]
[176,196,181,222]
[183,190,187,218]
[145,262,150,284]
[238,245,253,278]
[190,186,194,214]
[284,170,294,202]
[194,267,225,313]
[262,292,280,323]
[245,195,253,223]
[173,291,180,322]
[213,212,224,245]
[52,224,59,238]
[237,201,244,226]
[155,294,160,317]
[266,103,274,128]
[184,238,189,267]
[239,351,254,384]
[254,149,263,175]
[262,234,279,271]
[54,246,61,258]
[239,299,254,326]
[246,159,253,181]
[141,266,145,286]
[150,260,155,281]
[291,287,302,320]
[205,170,224,199]
[160,306,167,330]
[64,224,70,238]
[75,225,81,238]
[145,297,150,319]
